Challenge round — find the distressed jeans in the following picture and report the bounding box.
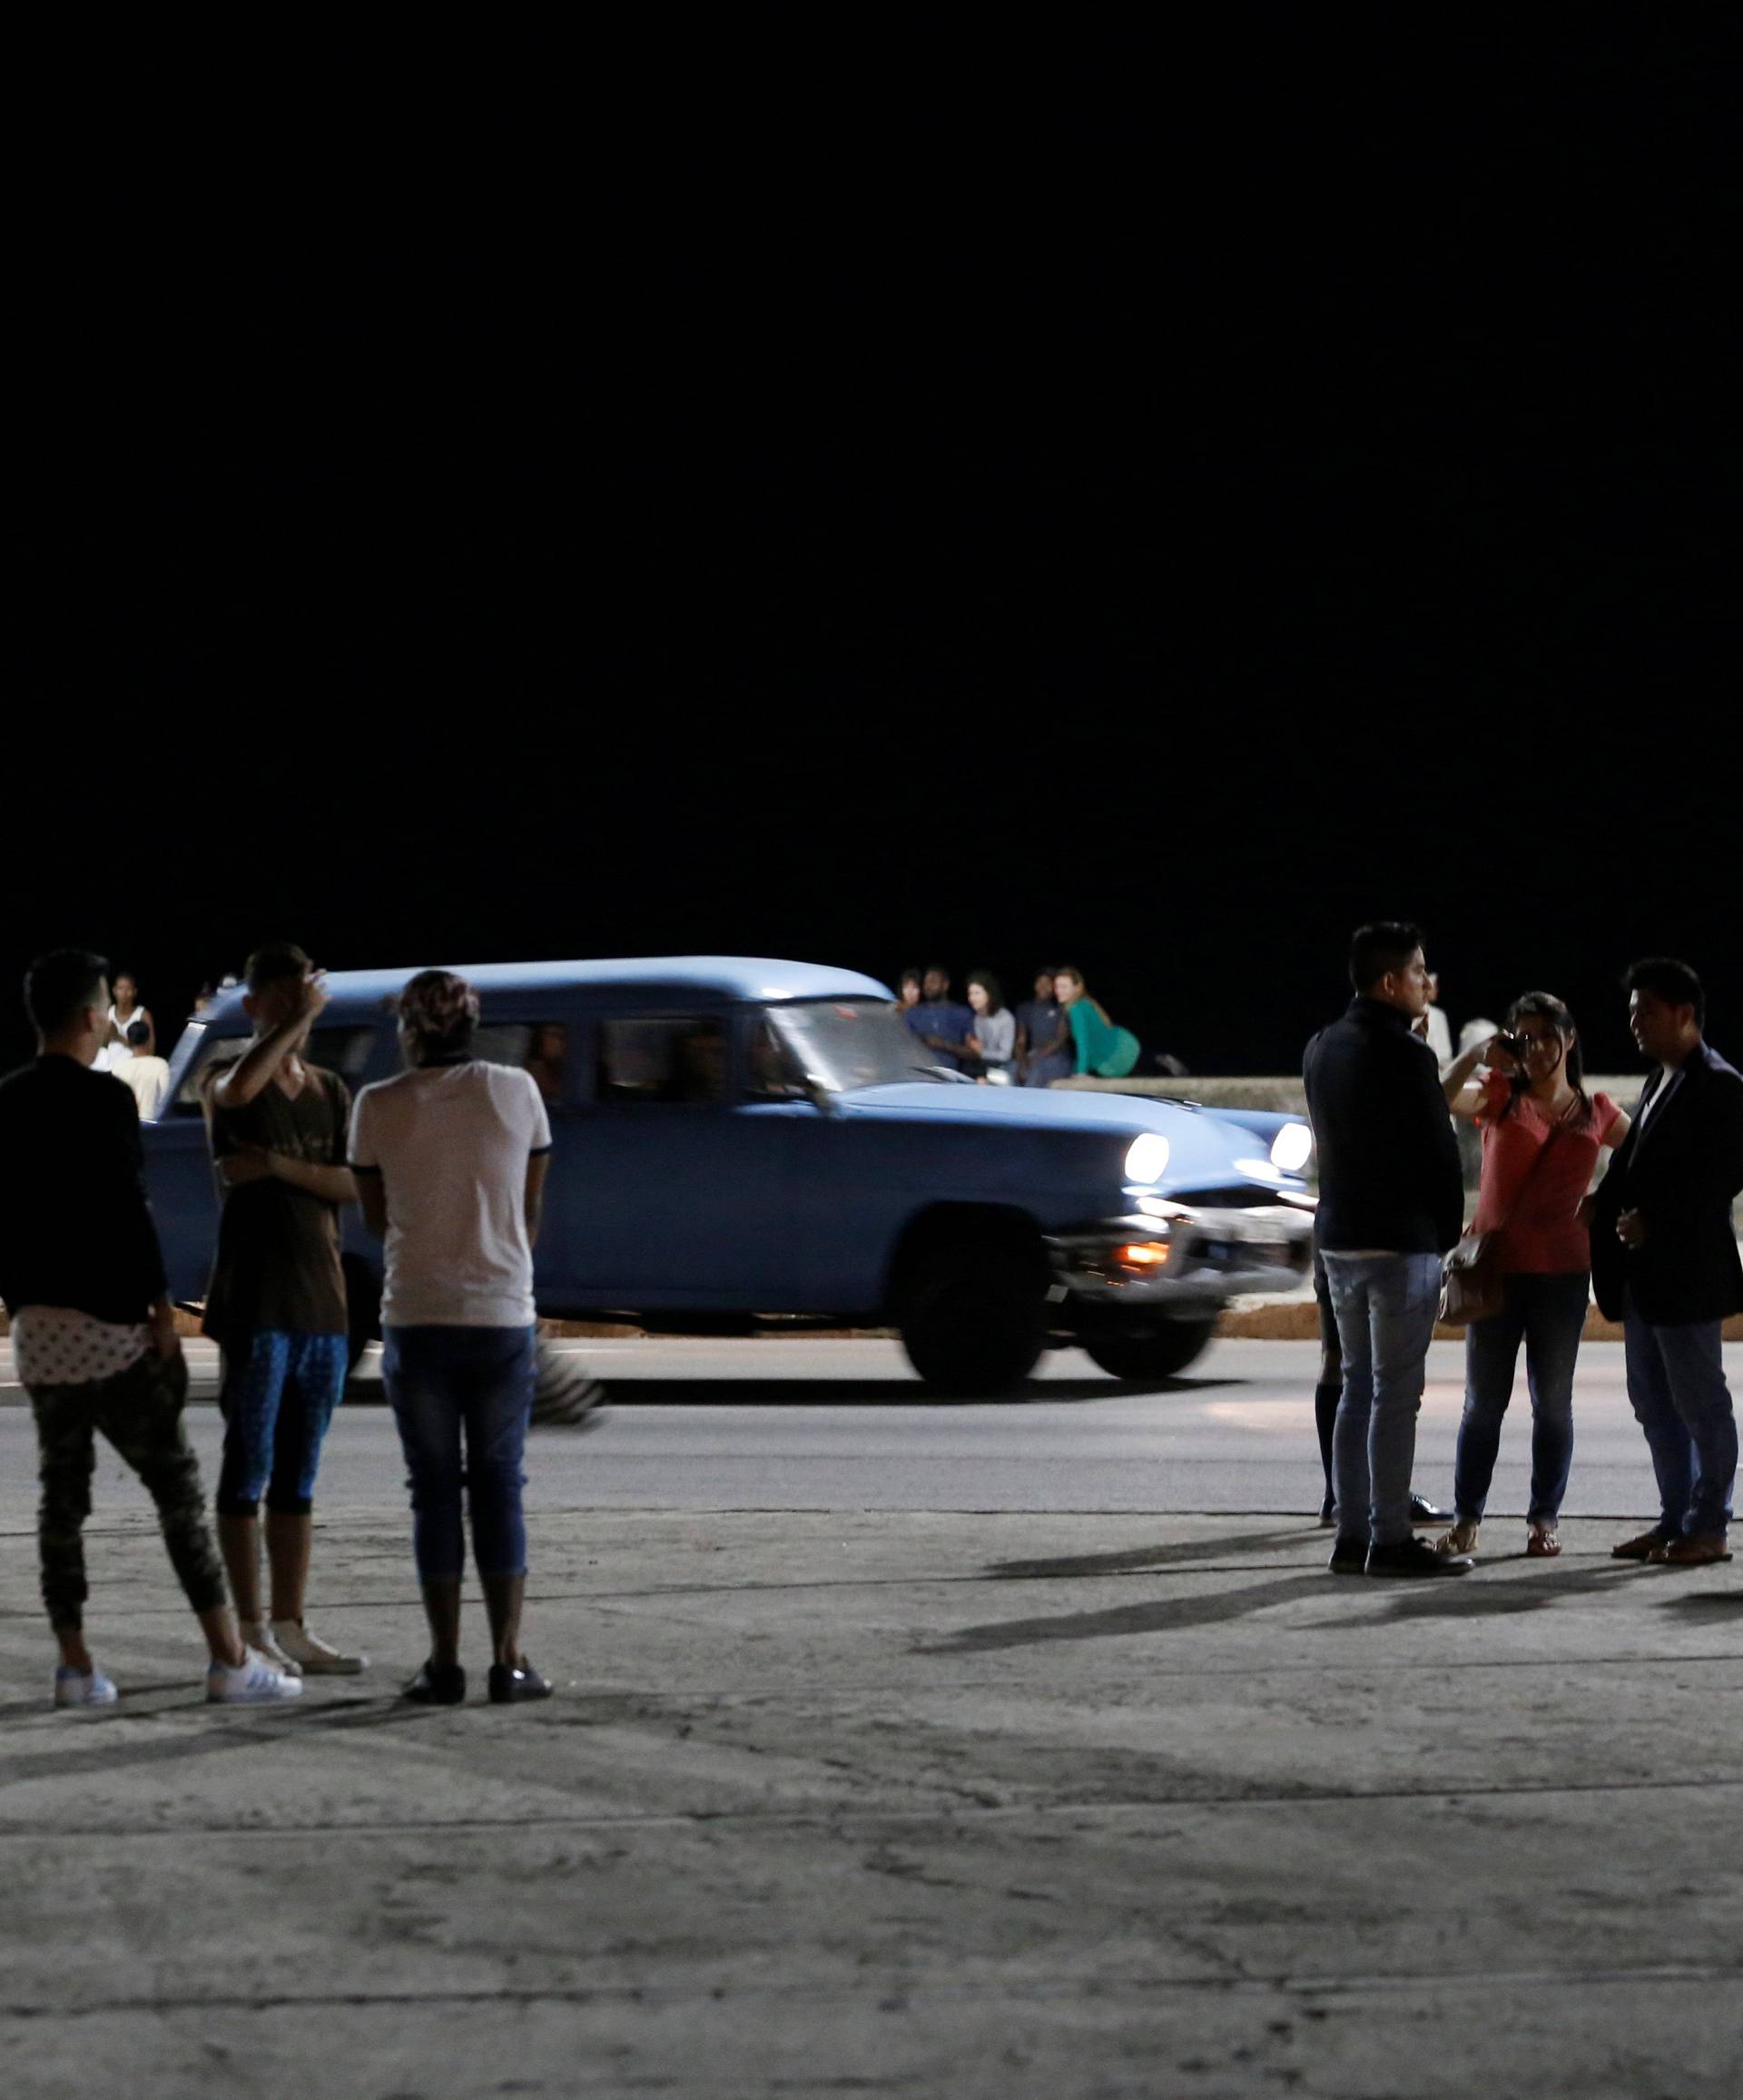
[1454,1271,1589,1526]
[1323,1252,1443,1547]
[1622,1296,1737,1540]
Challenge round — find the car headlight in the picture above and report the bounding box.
[1124,1133,1170,1182]
[1271,1120,1314,1174]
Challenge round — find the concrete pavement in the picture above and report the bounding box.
[1,1341,1740,2097]
[3,1334,1725,1518]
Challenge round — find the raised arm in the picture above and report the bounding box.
[1443,1033,1509,1117]
[214,975,328,1109]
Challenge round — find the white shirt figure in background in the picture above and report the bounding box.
[1423,972,1453,1072]
[110,1019,172,1119]
[96,972,155,1074]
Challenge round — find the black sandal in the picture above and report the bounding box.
[403,1659,467,1705]
[487,1660,552,1704]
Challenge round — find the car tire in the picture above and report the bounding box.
[1081,1317,1217,1382]
[898,1243,1047,1397]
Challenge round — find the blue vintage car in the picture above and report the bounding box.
[145,957,1314,1394]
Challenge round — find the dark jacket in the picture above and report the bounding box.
[0,1054,169,1323]
[1590,1040,1743,1326]
[1304,997,1464,1256]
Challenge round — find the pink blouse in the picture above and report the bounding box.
[1471,1075,1621,1273]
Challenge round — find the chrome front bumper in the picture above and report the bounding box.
[1047,1202,1315,1306]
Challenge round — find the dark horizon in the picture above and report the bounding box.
[11,23,1736,1082]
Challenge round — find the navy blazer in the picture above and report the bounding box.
[1590,1040,1743,1326]
[1305,997,1464,1256]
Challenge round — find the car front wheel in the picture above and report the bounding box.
[1081,1316,1217,1382]
[897,1243,1047,1397]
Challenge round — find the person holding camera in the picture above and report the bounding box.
[1591,959,1743,1566]
[1434,994,1628,1558]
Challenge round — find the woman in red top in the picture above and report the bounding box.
[1436,993,1630,1558]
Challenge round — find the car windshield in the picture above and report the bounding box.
[765,1000,958,1094]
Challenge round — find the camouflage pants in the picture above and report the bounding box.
[27,1349,228,1632]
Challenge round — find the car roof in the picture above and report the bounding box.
[196,957,894,1028]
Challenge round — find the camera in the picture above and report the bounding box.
[1496,1032,1531,1063]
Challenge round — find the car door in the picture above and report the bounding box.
[538,1005,787,1312]
[733,1007,921,1315]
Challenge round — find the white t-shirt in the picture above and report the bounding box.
[348,1060,552,1328]
[113,1054,171,1120]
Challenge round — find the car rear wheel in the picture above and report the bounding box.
[898,1243,1047,1397]
[1081,1316,1217,1382]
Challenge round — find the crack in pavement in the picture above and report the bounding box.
[6,1959,1742,2022]
[3,1768,1743,1843]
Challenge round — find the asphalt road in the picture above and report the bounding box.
[4,1333,1727,1523]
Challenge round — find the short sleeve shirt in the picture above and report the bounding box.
[202,1064,352,1339]
[1472,1076,1622,1273]
[349,1060,552,1328]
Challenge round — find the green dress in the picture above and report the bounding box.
[1068,1001,1141,1079]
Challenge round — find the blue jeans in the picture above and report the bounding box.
[215,1330,349,1517]
[1621,1297,1737,1539]
[1323,1253,1443,1547]
[1453,1271,1588,1526]
[382,1325,537,1582]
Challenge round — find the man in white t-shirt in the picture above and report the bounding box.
[349,969,554,1707]
[110,1020,172,1119]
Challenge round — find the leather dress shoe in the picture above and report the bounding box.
[1611,1528,1675,1561]
[1651,1533,1733,1566]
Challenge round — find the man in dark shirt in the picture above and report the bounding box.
[904,965,976,1071]
[1591,959,1743,1566]
[1304,922,1470,1580]
[1016,968,1073,1089]
[202,942,363,1676]
[0,950,299,1706]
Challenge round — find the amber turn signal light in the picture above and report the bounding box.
[1112,1241,1171,1271]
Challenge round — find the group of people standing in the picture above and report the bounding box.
[1305,923,1743,1578]
[896,965,1141,1085]
[0,944,555,1709]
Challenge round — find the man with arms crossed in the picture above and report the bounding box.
[1593,959,1743,1566]
[1305,922,1472,1578]
[203,942,364,1673]
[0,951,299,1705]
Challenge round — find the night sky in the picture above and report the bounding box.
[12,22,1737,1079]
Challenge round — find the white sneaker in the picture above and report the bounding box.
[240,1622,302,1676]
[207,1649,304,1704]
[54,1663,119,1709]
[271,1618,366,1675]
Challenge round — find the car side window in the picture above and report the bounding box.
[474,1021,572,1106]
[597,1018,727,1105]
[743,1017,808,1101]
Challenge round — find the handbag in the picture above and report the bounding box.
[1439,1232,1506,1325]
[1438,1106,1574,1327]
